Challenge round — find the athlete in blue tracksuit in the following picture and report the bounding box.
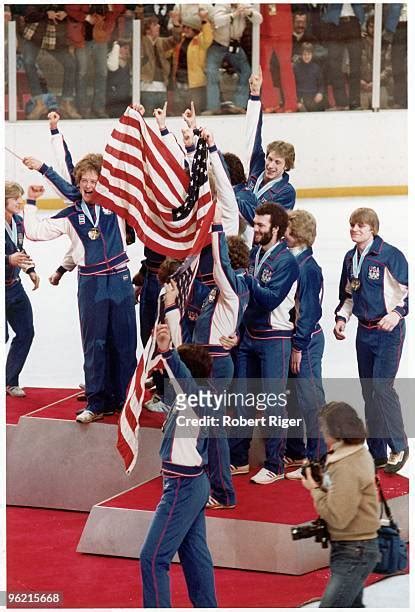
[229,202,299,484]
[334,208,408,473]
[23,155,137,422]
[5,182,39,396]
[237,69,296,228]
[165,219,250,508]
[284,210,327,465]
[140,324,217,608]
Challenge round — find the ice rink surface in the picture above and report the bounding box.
[13,195,410,387]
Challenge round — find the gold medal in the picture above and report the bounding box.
[350,277,361,291]
[88,228,101,240]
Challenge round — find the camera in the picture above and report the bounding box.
[228,39,240,54]
[301,459,323,486]
[291,518,330,548]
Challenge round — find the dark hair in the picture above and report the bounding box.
[143,16,159,34]
[227,236,250,270]
[177,344,212,379]
[255,202,289,240]
[157,258,183,284]
[223,152,246,185]
[320,402,367,445]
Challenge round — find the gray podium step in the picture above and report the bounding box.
[7,407,163,511]
[77,473,409,575]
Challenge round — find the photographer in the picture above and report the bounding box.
[302,401,380,607]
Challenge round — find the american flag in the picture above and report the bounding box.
[117,255,200,473]
[93,107,214,258]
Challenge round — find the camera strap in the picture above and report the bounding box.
[375,475,398,530]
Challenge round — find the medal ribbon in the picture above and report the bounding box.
[253,172,283,200]
[81,201,101,229]
[5,218,19,247]
[352,241,373,280]
[254,242,280,278]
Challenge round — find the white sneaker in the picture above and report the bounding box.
[230,464,250,476]
[144,396,169,413]
[285,467,304,481]
[76,409,104,424]
[250,467,284,485]
[6,386,26,398]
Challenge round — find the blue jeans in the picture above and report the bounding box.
[206,42,251,110]
[229,331,291,474]
[5,282,34,387]
[320,539,380,607]
[22,39,76,100]
[75,41,108,113]
[140,472,217,608]
[356,320,407,459]
[286,331,327,461]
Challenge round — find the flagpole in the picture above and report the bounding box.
[5,146,23,161]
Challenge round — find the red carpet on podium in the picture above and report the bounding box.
[101,469,408,524]
[6,387,165,428]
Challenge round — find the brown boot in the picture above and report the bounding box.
[26,98,48,120]
[59,99,82,119]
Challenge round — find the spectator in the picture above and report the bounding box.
[260,3,297,113]
[140,14,181,115]
[66,4,125,119]
[294,43,325,112]
[171,8,212,115]
[292,11,327,65]
[106,39,132,117]
[204,4,262,114]
[5,182,39,398]
[321,3,365,110]
[137,3,175,37]
[302,402,380,607]
[22,5,81,120]
[360,15,392,110]
[383,3,407,109]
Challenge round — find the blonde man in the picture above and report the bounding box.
[5,182,39,397]
[334,208,408,473]
[284,210,326,478]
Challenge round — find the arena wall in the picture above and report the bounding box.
[5,109,407,207]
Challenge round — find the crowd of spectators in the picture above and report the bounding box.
[4,3,407,119]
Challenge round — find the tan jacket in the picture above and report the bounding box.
[311,442,380,541]
[141,34,179,85]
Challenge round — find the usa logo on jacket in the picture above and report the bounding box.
[261,268,273,284]
[368,265,380,280]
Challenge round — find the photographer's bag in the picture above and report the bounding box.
[374,476,408,575]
